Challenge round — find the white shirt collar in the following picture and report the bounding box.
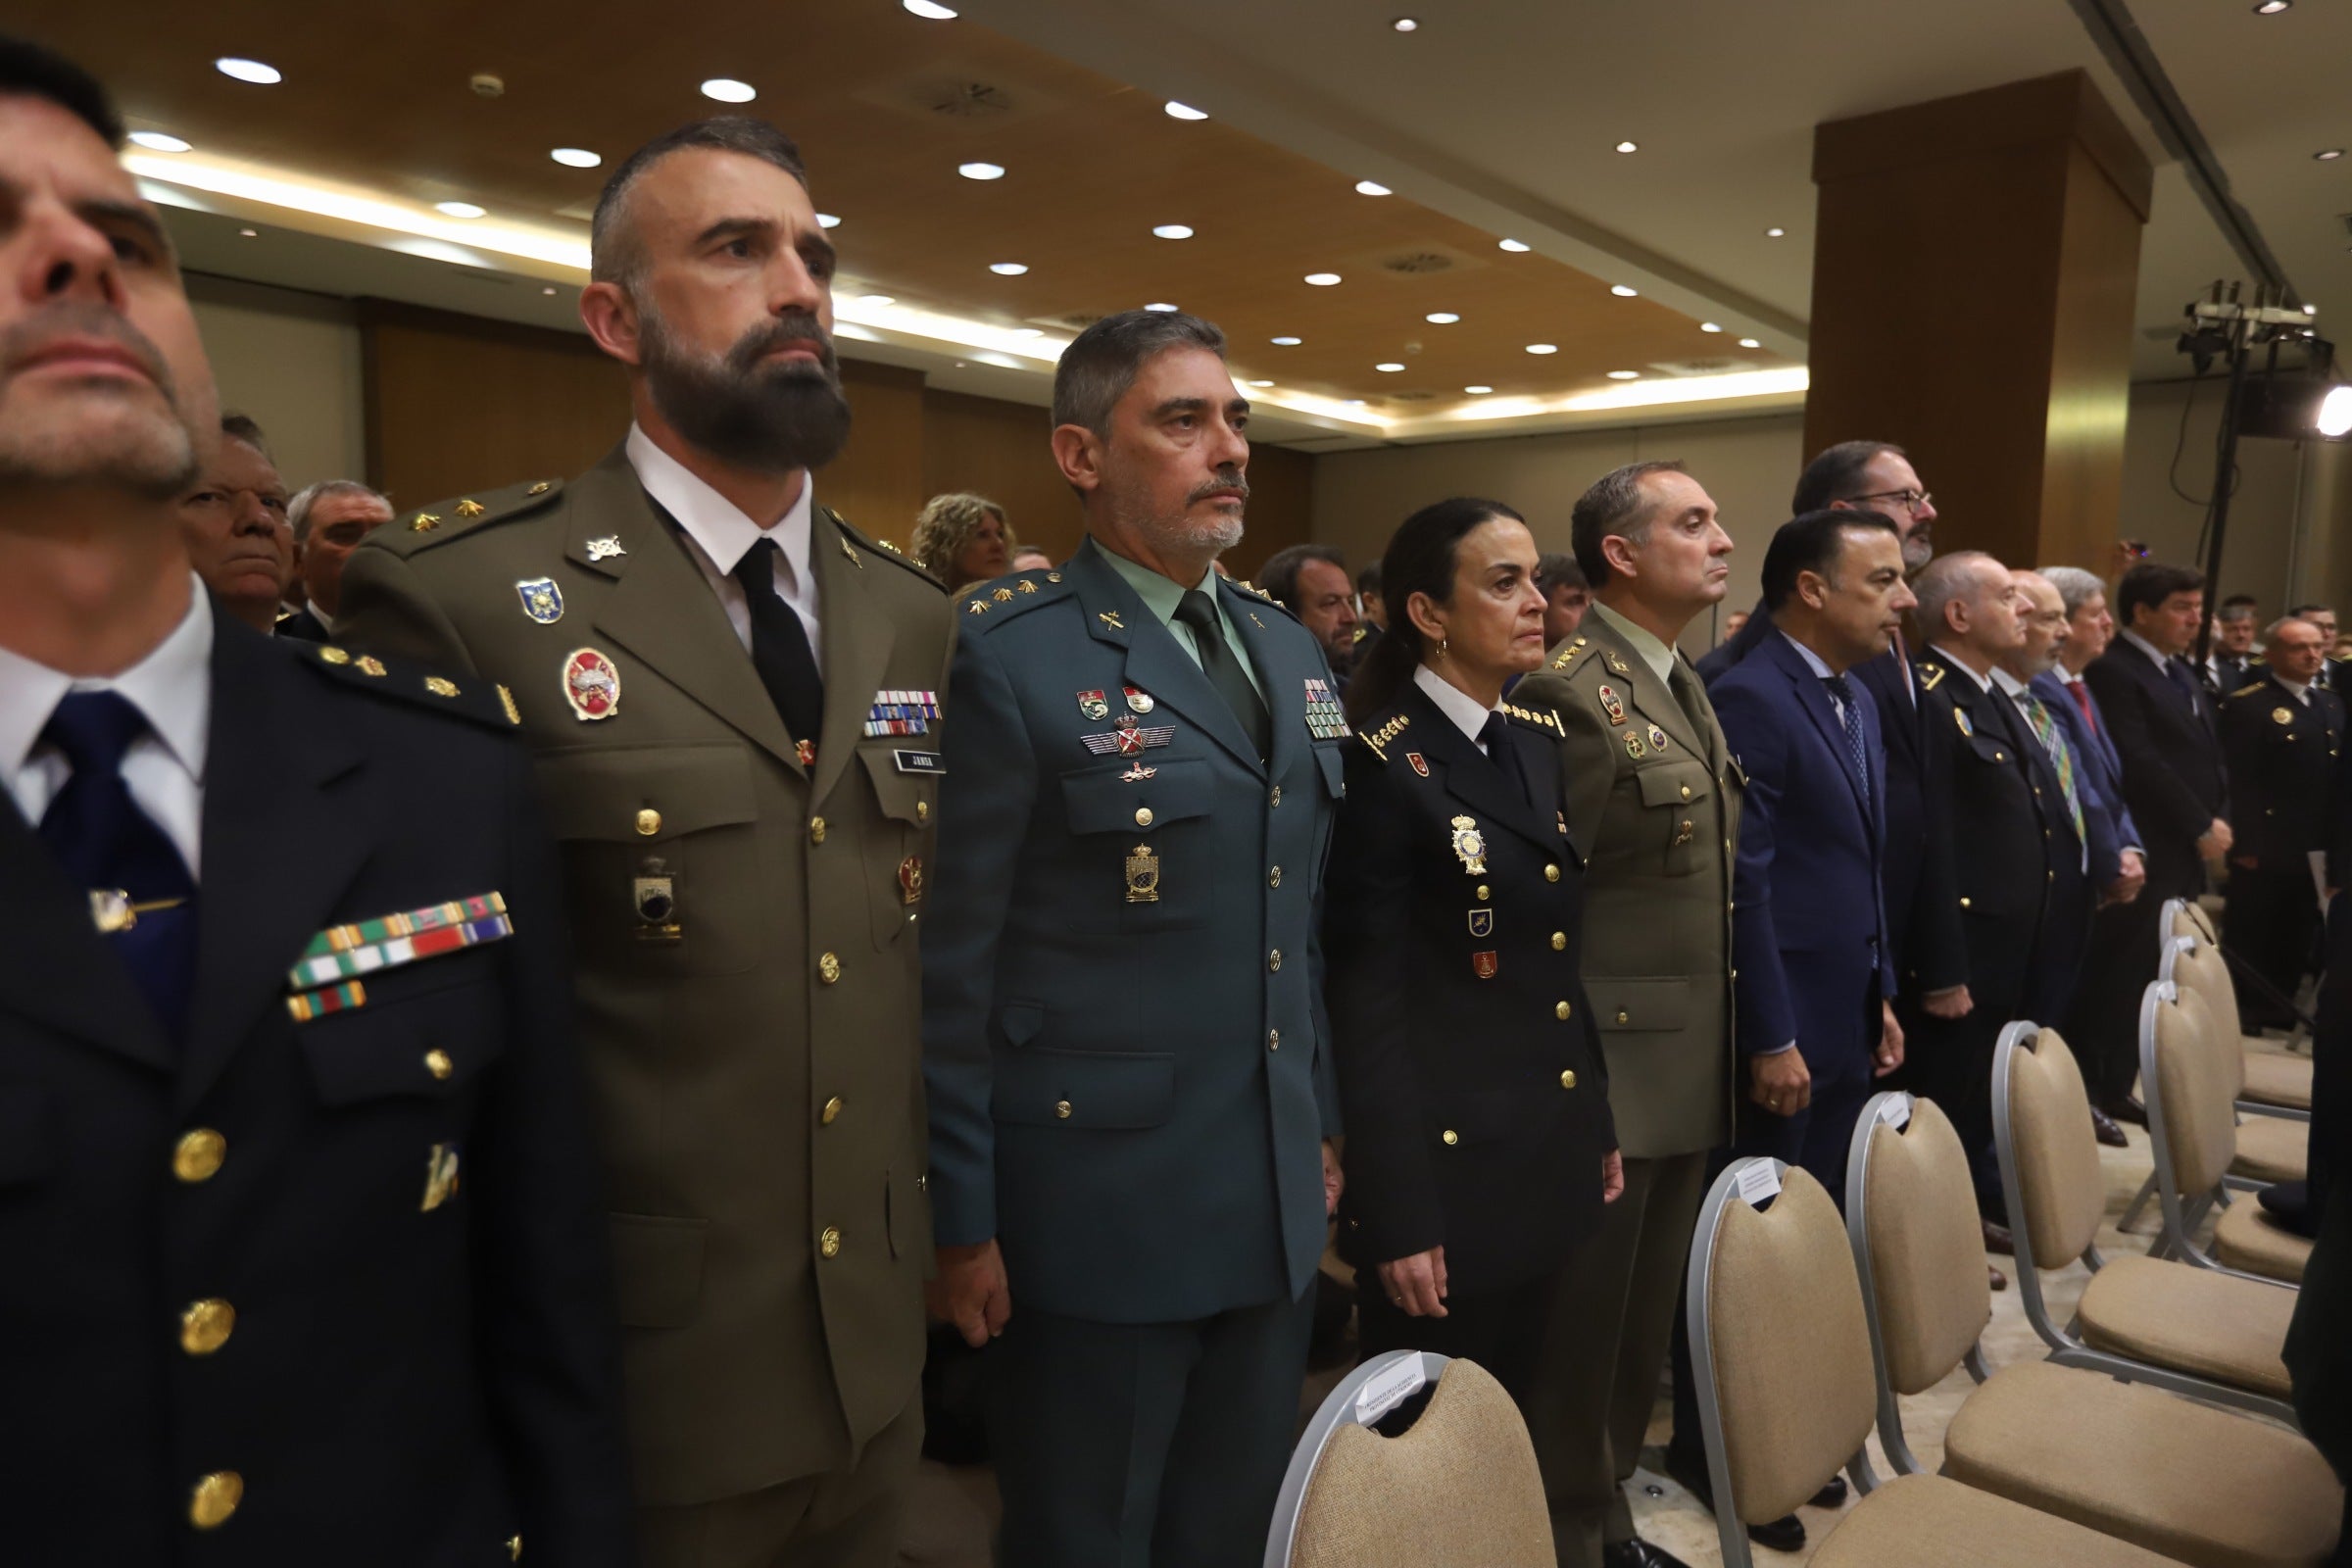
[1931,645,1996,692]
[1779,629,1836,681]
[1990,666,2032,698]
[1590,601,1676,684]
[2279,677,2311,702]
[625,422,813,591]
[1413,662,1500,747]
[0,575,212,787]
[2118,628,2173,671]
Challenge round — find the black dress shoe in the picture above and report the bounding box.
[2109,1097,2148,1127]
[1982,1217,2014,1256]
[1808,1473,1849,1509]
[1602,1540,1694,1568]
[1989,1262,2008,1292]
[1661,1447,1808,1552]
[2089,1106,2129,1148]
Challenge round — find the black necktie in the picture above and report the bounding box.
[1173,589,1271,760]
[1668,659,1711,744]
[38,691,199,1043]
[1478,711,1533,808]
[731,539,824,747]
[1823,674,1872,808]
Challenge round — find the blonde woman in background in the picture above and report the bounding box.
[913,492,1013,589]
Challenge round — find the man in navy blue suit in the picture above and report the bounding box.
[1709,510,1914,1197]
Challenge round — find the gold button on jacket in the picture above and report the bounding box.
[180,1298,235,1356]
[189,1471,243,1530]
[172,1129,226,1183]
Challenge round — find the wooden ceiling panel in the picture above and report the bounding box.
[18,0,1789,413]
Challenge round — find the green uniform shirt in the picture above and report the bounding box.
[1100,547,1269,703]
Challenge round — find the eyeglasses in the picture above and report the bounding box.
[1847,487,1931,514]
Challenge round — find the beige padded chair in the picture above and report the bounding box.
[1847,1090,2341,1566]
[2162,907,2314,1118]
[1991,1021,2299,1422]
[1686,1157,2182,1568]
[1268,1350,1552,1568]
[2142,981,2316,1285]
[2169,897,2219,946]
[2163,941,2313,1175]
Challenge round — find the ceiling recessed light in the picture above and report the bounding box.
[1009,326,1045,338]
[2318,148,2345,161]
[1392,16,1419,30]
[1249,379,1276,388]
[1498,237,1531,253]
[1425,312,1460,324]
[2254,0,2291,13]
[1347,399,1370,408]
[1739,337,1762,349]
[214,57,282,85]
[701,78,756,103]
[237,227,259,238]
[1271,335,1302,346]
[1526,343,1558,355]
[1614,140,1639,154]
[1464,385,1494,395]
[989,262,1029,275]
[542,285,558,296]
[959,161,1006,180]
[1765,226,1788,237]
[550,147,602,169]
[1700,321,1723,333]
[903,0,958,16]
[1606,369,1641,380]
[1610,284,1639,297]
[1354,179,1392,197]
[1304,271,1343,286]
[435,201,487,220]
[2303,303,2319,315]
[1164,100,1208,121]
[1375,362,1406,372]
[127,130,191,153]
[1152,223,1195,239]
[858,294,897,308]
[1145,302,1179,313]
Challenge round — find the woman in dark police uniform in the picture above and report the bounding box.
[1325,497,1622,1407]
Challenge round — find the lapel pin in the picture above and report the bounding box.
[563,648,620,721]
[584,535,627,563]
[515,577,564,624]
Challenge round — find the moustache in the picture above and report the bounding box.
[0,300,175,393]
[728,314,839,379]
[1189,468,1250,505]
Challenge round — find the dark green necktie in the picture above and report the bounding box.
[1175,589,1270,760]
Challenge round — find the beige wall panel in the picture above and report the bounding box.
[187,273,365,494]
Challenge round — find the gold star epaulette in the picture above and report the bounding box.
[302,644,522,729]
[378,478,563,558]
[1360,712,1411,763]
[1549,635,1591,671]
[825,510,945,588]
[1918,663,1946,692]
[1504,702,1567,737]
[960,569,1068,628]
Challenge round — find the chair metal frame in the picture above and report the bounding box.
[1687,1156,1873,1568]
[2137,977,2308,1284]
[1261,1348,1454,1568]
[1990,1020,2297,1423]
[1843,1090,1991,1485]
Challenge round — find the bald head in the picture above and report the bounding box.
[1914,551,2025,672]
[2267,616,2328,685]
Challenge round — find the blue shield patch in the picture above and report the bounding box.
[515,577,564,624]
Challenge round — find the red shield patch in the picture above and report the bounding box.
[1471,951,1498,980]
[562,647,620,721]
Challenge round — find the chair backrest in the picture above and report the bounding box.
[1691,1161,1876,1526]
[1274,1352,1553,1568]
[2145,982,2242,1199]
[2164,937,2247,1095]
[1997,1024,2107,1269]
[1850,1094,1993,1396]
[2166,895,2217,946]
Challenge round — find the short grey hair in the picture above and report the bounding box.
[2036,564,2107,617]
[1911,550,2001,638]
[1052,310,1227,438]
[591,117,809,291]
[1570,461,1686,587]
[289,479,391,545]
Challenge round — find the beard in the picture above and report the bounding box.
[0,301,207,500]
[639,303,852,475]
[1112,464,1249,562]
[1901,525,1934,573]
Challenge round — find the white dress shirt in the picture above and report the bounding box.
[0,578,212,878]
[1992,663,2088,873]
[625,423,822,674]
[1414,663,1502,754]
[1779,631,1853,723]
[2278,677,2311,706]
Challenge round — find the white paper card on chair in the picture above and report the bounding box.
[1736,1160,1782,1208]
[1877,1095,1912,1131]
[1354,1355,1428,1424]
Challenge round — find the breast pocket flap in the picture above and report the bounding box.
[298,986,502,1106]
[994,1048,1175,1129]
[534,744,758,843]
[1636,763,1712,808]
[1059,758,1212,835]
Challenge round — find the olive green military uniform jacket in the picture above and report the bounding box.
[337,447,953,1507]
[1511,608,1740,1158]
